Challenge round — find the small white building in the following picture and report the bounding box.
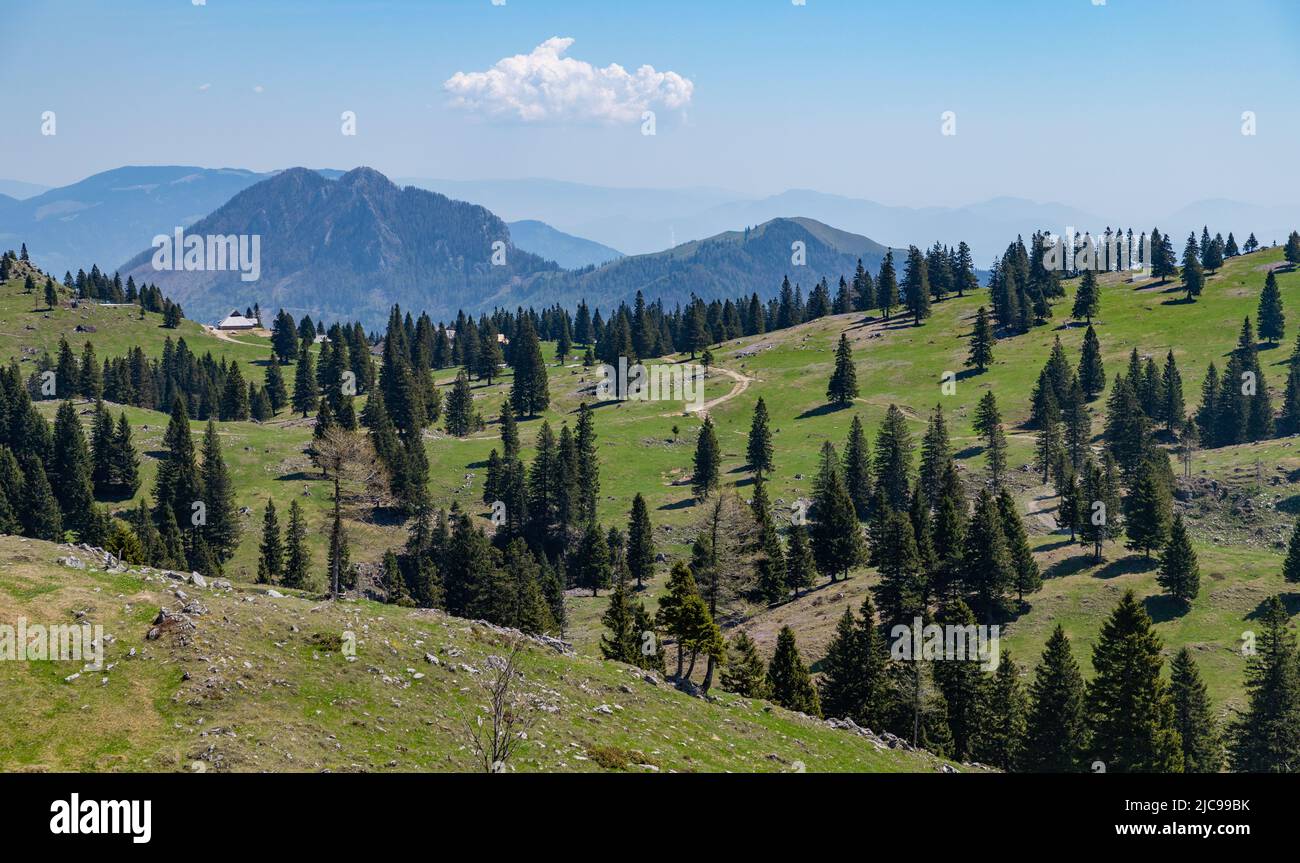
[217,310,259,330]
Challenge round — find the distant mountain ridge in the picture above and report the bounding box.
[506,219,623,269]
[117,167,903,328]
[0,166,269,276]
[120,167,559,327]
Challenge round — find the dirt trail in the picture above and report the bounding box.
[1024,483,1061,532]
[202,324,265,347]
[662,365,754,418]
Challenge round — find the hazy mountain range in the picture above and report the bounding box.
[116,167,897,327]
[3,164,1296,327]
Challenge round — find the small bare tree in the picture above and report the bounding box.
[462,636,538,773]
[310,427,386,597]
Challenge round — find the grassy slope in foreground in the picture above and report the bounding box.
[0,535,960,773]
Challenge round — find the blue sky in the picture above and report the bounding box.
[3,0,1298,211]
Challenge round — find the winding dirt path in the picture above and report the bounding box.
[659,364,754,418]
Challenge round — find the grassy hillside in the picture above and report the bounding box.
[0,535,954,773]
[3,243,1299,729]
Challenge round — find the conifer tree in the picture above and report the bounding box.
[1021,625,1087,773]
[916,404,951,504]
[811,441,865,582]
[1258,270,1285,345]
[264,357,288,414]
[962,488,1014,622]
[977,651,1027,771]
[843,413,873,519]
[51,399,94,536]
[1159,350,1184,433]
[282,498,311,589]
[997,488,1041,602]
[574,520,612,596]
[1086,590,1183,772]
[876,250,898,320]
[932,599,988,760]
[292,337,319,418]
[1169,647,1223,773]
[784,521,816,597]
[257,498,283,584]
[1034,388,1063,483]
[599,573,640,664]
[444,370,474,437]
[656,562,700,679]
[19,453,63,541]
[872,404,914,512]
[1124,450,1173,560]
[872,510,926,629]
[767,626,821,716]
[902,245,931,325]
[200,419,239,566]
[626,493,654,591]
[691,416,720,500]
[1228,594,1300,771]
[819,595,887,728]
[1181,233,1205,301]
[974,391,1008,489]
[826,333,859,407]
[1072,269,1100,323]
[509,317,550,417]
[1077,325,1105,400]
[1157,512,1199,604]
[720,631,769,698]
[746,396,774,477]
[964,306,996,374]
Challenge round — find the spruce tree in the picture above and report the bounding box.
[784,521,816,597]
[811,441,865,582]
[977,651,1027,771]
[574,520,612,596]
[599,574,639,663]
[826,333,859,406]
[509,317,550,417]
[626,493,654,591]
[283,498,311,589]
[876,250,898,320]
[1086,590,1183,772]
[843,413,873,519]
[1077,325,1105,400]
[1169,647,1223,773]
[1021,625,1087,772]
[818,595,886,728]
[720,631,769,698]
[292,337,319,418]
[1228,594,1300,772]
[1157,512,1199,604]
[253,497,282,584]
[766,626,821,716]
[746,396,774,477]
[902,245,931,325]
[965,306,994,373]
[872,403,914,512]
[444,370,474,437]
[264,357,288,414]
[51,399,94,536]
[1072,269,1100,323]
[19,453,63,541]
[1258,270,1285,345]
[974,391,1008,489]
[200,419,239,565]
[691,415,720,500]
[872,510,925,629]
[962,488,1014,622]
[997,488,1041,602]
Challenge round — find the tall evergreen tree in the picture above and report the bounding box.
[1258,270,1286,345]
[1229,594,1300,772]
[965,306,994,373]
[826,333,859,407]
[626,493,654,591]
[292,337,319,418]
[1021,625,1087,773]
[1169,647,1223,773]
[282,498,311,589]
[1086,590,1183,772]
[766,626,821,716]
[691,416,721,501]
[746,396,774,477]
[1157,512,1200,604]
[843,413,873,520]
[257,498,283,584]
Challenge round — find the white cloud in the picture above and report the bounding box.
[443,37,693,124]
